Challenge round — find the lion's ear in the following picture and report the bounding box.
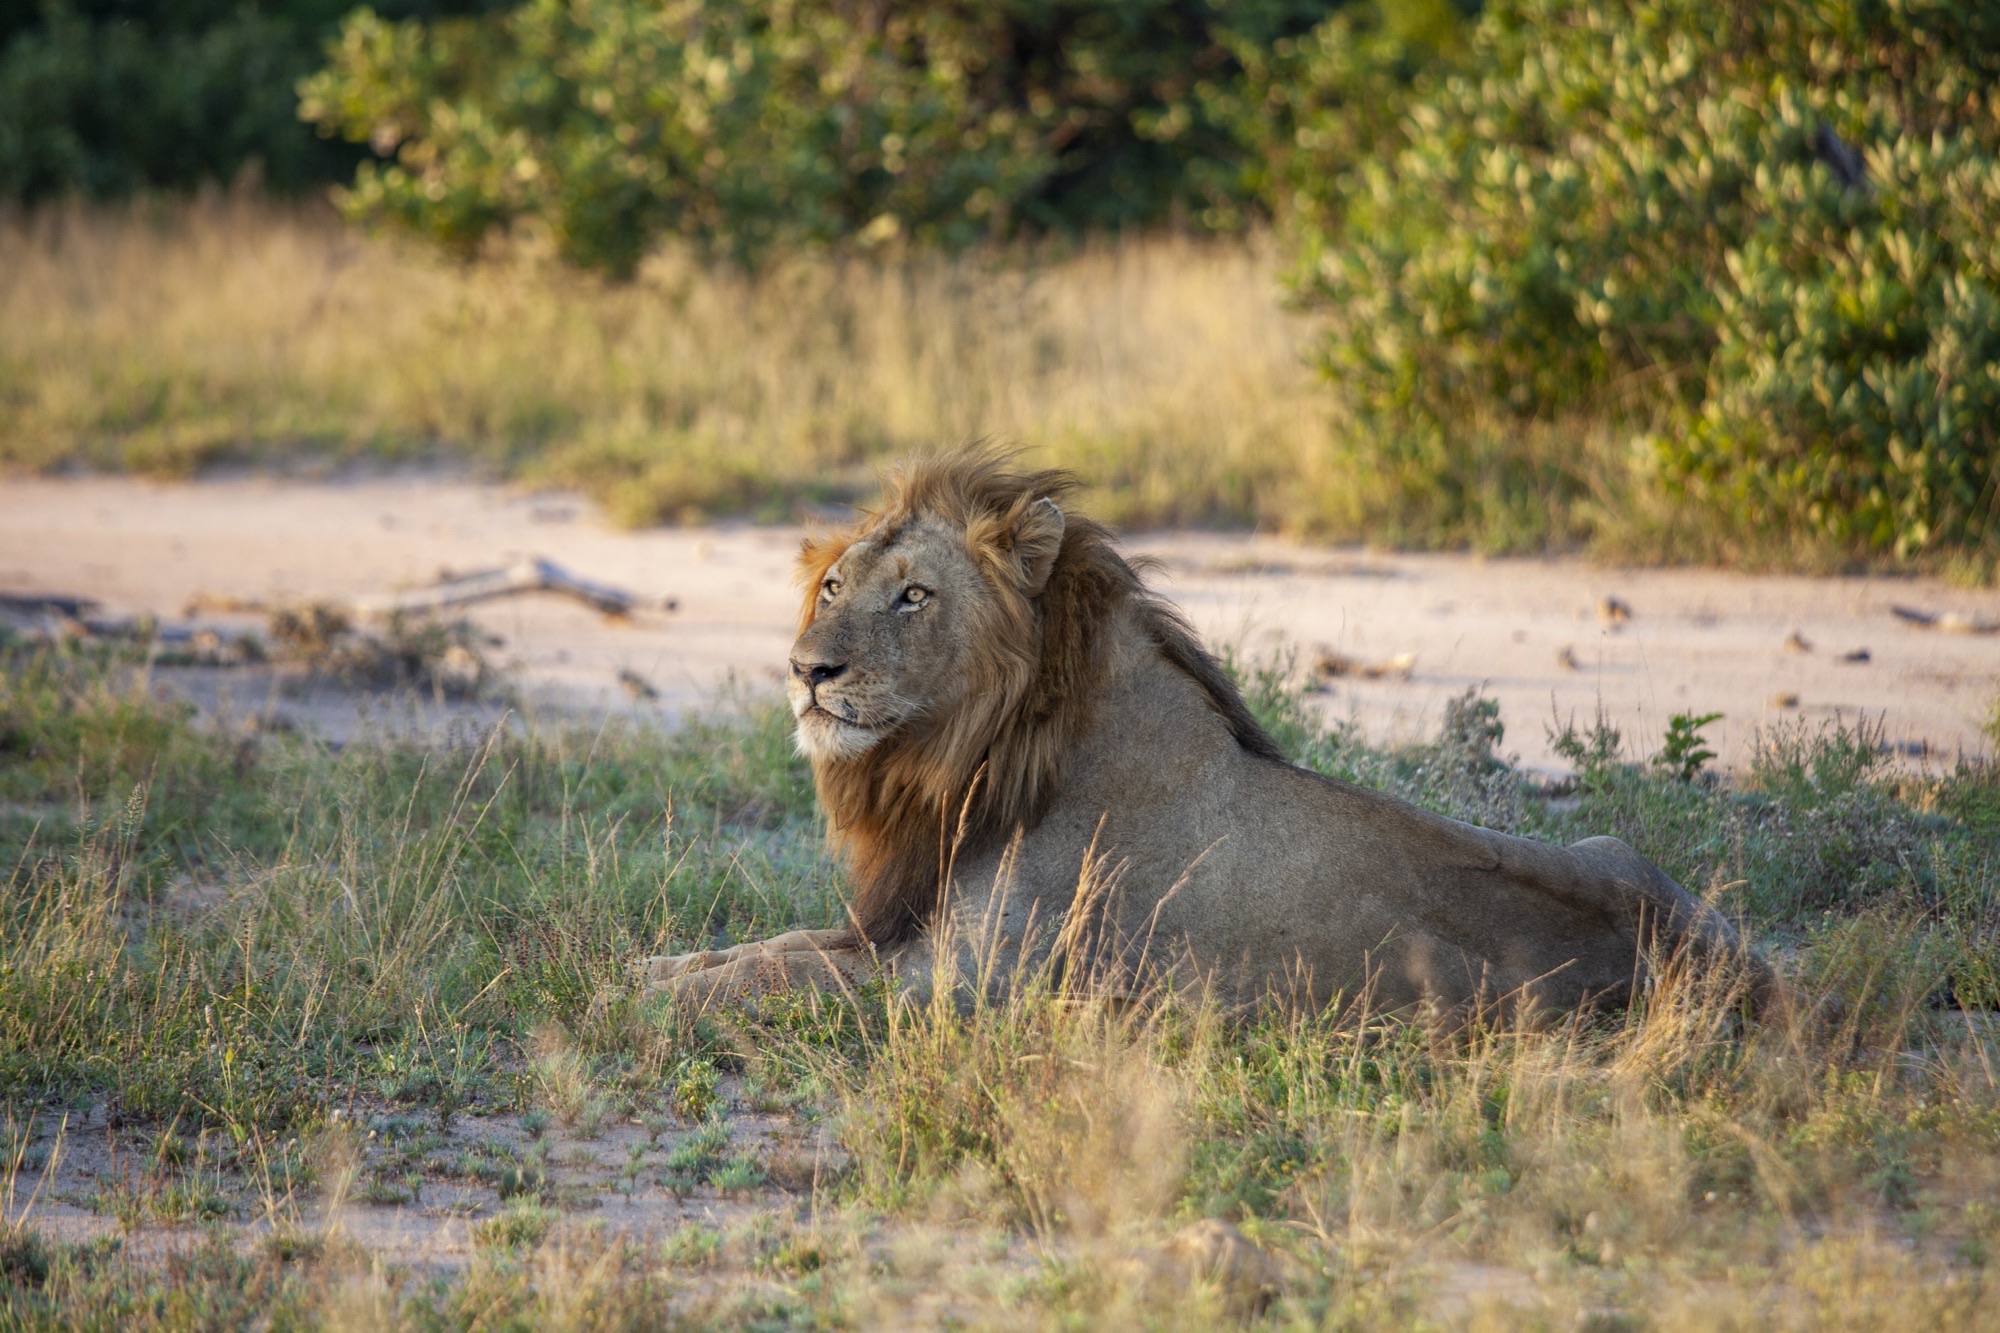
[1014,497,1065,595]
[798,532,851,580]
[795,532,851,629]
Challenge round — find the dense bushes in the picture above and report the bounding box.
[0,1,509,201]
[1291,0,2000,564]
[298,0,1349,271]
[7,1,1358,258]
[10,0,2000,569]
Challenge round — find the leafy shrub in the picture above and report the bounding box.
[1654,711,1722,783]
[472,1195,560,1248]
[1293,0,2000,566]
[300,0,1349,272]
[1221,0,1465,232]
[0,2,510,202]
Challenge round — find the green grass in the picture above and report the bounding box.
[1,637,1997,1327]
[0,639,831,1137]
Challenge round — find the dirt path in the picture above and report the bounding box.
[3,472,1995,771]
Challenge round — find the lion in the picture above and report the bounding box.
[638,449,1768,1019]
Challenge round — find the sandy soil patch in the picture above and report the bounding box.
[2,471,1994,771]
[10,1079,830,1278]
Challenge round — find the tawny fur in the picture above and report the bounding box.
[639,446,1771,1019]
[799,452,1279,945]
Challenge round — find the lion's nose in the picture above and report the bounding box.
[791,658,847,686]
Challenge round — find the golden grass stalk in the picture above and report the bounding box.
[0,194,1331,530]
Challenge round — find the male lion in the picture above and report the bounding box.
[639,450,1767,1018]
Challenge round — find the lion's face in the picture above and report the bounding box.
[787,517,990,762]
[788,499,1065,763]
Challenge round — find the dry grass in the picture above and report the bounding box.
[796,951,2000,1330]
[2,616,1997,1327]
[9,195,1993,572]
[0,194,1334,530]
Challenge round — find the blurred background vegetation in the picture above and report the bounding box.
[3,0,1998,576]
[0,2,512,199]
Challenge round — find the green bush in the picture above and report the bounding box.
[299,0,1347,272]
[1220,0,1465,233]
[1293,0,2000,566]
[0,1,509,202]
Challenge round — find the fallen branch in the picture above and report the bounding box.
[1890,604,2000,635]
[348,557,674,620]
[0,592,99,618]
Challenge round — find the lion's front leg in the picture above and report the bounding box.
[636,928,880,1007]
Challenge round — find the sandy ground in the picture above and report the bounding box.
[2,471,1996,772]
[11,1076,833,1278]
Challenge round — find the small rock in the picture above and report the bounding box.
[1837,647,1871,664]
[1784,630,1812,654]
[1597,596,1633,626]
[618,668,659,701]
[1313,649,1357,679]
[1556,645,1581,672]
[1771,691,1800,709]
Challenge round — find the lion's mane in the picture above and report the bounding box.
[799,450,1285,946]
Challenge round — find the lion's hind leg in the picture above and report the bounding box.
[1560,834,1776,1011]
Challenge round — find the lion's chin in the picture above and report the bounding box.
[794,712,884,763]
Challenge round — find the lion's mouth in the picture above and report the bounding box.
[793,699,886,761]
[803,699,867,728]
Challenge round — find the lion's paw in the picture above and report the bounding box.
[632,950,723,990]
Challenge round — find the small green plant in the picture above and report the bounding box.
[0,1228,50,1287]
[639,1111,674,1145]
[1548,705,1623,783]
[660,1222,722,1269]
[526,1027,611,1136]
[262,1227,325,1264]
[472,1196,560,1251]
[372,1026,490,1127]
[764,1233,824,1277]
[710,1154,767,1195]
[618,1142,646,1194]
[671,1057,721,1124]
[360,1177,417,1207]
[1655,712,1724,783]
[490,1162,548,1202]
[662,1119,730,1189]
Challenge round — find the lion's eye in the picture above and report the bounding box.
[821,577,842,599]
[899,586,929,607]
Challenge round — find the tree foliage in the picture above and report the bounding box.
[298,0,1346,271]
[0,2,510,201]
[1291,0,2000,562]
[10,0,2000,568]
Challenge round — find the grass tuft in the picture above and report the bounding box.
[0,639,1995,1324]
[0,197,1325,533]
